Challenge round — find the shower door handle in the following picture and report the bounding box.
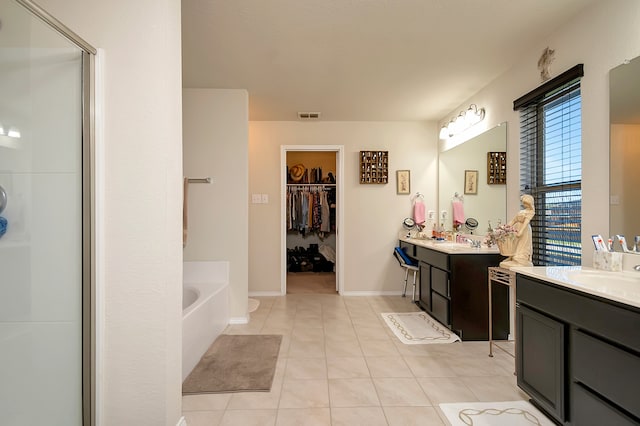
[0,185,6,214]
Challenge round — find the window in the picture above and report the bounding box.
[514,65,583,266]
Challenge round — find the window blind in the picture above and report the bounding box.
[515,66,583,266]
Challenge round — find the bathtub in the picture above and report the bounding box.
[182,261,229,380]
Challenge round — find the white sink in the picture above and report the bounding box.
[561,269,640,300]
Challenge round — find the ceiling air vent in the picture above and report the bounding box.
[297,112,321,120]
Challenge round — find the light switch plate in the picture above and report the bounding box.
[251,194,261,204]
[261,194,269,204]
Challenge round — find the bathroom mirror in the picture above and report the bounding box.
[438,123,507,236]
[610,55,640,240]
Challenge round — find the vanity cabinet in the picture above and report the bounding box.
[402,242,508,341]
[516,303,565,422]
[417,246,451,328]
[516,274,640,425]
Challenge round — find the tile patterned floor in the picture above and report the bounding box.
[286,272,337,294]
[182,294,527,425]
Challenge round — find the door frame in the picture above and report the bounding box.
[280,145,344,294]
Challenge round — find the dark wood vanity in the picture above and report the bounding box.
[516,273,640,425]
[399,239,509,341]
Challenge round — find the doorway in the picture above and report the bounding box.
[281,146,344,295]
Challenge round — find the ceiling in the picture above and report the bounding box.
[181,0,597,122]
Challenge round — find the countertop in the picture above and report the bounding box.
[512,265,640,309]
[398,233,501,255]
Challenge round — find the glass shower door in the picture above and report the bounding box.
[0,0,84,424]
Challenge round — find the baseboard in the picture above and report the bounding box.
[249,290,402,297]
[229,316,249,324]
[340,291,405,296]
[247,290,405,297]
[248,291,283,297]
[176,416,187,426]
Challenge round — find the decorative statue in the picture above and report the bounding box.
[500,194,535,269]
[538,47,555,82]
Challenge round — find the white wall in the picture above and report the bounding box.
[182,89,249,321]
[37,1,184,425]
[249,121,438,294]
[438,0,640,264]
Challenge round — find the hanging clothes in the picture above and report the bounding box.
[286,186,335,237]
[320,191,330,233]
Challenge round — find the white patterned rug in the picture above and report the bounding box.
[439,401,555,426]
[381,312,461,344]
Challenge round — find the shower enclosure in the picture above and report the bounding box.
[0,0,95,424]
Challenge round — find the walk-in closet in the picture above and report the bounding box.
[285,150,337,293]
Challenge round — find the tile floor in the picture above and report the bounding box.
[182,294,527,425]
[286,272,337,294]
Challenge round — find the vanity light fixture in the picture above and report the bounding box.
[439,104,485,140]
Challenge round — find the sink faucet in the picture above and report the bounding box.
[614,235,631,252]
[466,238,481,248]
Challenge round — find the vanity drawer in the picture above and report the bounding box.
[572,329,640,419]
[431,267,449,297]
[399,241,416,257]
[416,246,448,270]
[571,383,638,426]
[431,291,450,327]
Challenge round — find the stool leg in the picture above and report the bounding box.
[402,268,409,297]
[411,270,417,301]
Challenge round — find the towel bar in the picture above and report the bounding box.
[187,177,212,184]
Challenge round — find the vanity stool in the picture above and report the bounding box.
[488,266,516,358]
[394,247,419,301]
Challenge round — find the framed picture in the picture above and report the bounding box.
[396,170,410,194]
[464,170,478,195]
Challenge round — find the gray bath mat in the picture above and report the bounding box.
[182,334,282,394]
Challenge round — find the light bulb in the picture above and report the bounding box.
[439,126,449,140]
[466,106,478,125]
[7,128,21,138]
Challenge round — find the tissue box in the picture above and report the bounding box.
[593,251,623,271]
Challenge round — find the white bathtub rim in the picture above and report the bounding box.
[182,286,200,311]
[182,281,227,319]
